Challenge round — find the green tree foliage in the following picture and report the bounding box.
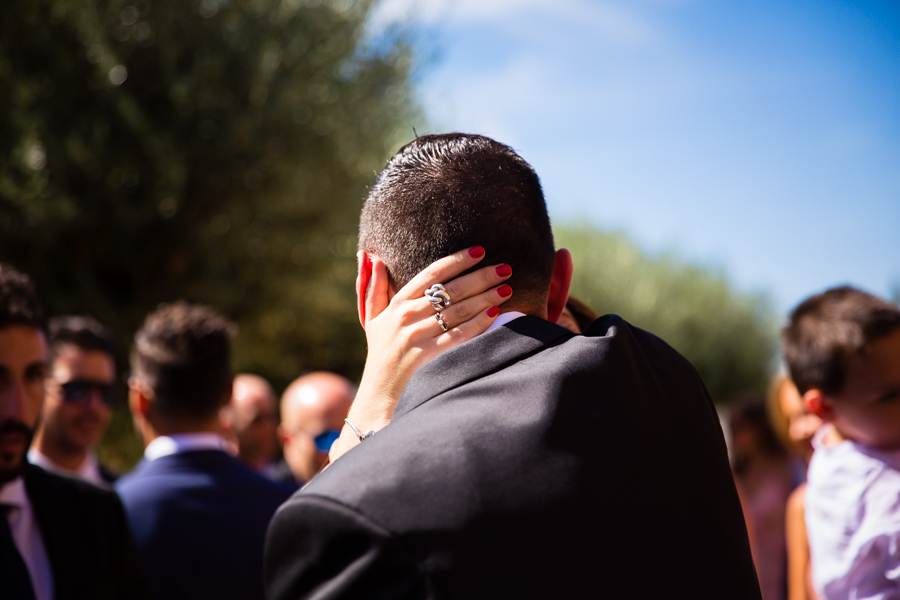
[0,0,420,468]
[0,0,419,378]
[556,225,777,403]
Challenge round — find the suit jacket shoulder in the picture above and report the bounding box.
[267,316,759,599]
[117,450,292,600]
[24,464,148,600]
[266,494,430,600]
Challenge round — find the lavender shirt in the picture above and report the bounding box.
[806,425,900,600]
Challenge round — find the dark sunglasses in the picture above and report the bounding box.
[59,380,116,407]
[313,430,340,453]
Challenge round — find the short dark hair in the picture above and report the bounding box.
[359,133,556,310]
[131,302,236,421]
[781,286,900,395]
[0,263,45,332]
[48,316,115,363]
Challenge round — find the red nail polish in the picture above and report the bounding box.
[498,284,512,298]
[487,306,500,318]
[495,264,512,277]
[469,246,485,259]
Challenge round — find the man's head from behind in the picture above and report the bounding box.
[359,133,568,318]
[0,264,47,484]
[782,286,900,448]
[279,372,355,484]
[129,302,235,441]
[35,317,116,466]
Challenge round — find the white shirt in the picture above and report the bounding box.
[27,448,107,487]
[486,310,526,332]
[144,432,229,461]
[806,424,900,599]
[0,477,55,600]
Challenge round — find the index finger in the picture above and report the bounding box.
[394,246,487,301]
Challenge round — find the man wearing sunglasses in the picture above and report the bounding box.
[270,372,354,488]
[29,316,119,486]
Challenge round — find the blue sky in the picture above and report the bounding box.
[373,0,900,314]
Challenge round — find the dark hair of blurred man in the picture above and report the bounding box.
[0,263,146,600]
[269,372,354,487]
[29,316,119,485]
[115,302,292,600]
[219,374,279,472]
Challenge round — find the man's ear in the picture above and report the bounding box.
[546,248,574,324]
[128,378,151,418]
[803,389,834,422]
[356,250,373,327]
[356,251,392,328]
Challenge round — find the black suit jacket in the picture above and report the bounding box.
[23,463,147,600]
[265,316,761,599]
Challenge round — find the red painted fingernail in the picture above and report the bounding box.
[498,284,512,298]
[487,306,500,318]
[469,246,485,259]
[495,264,512,277]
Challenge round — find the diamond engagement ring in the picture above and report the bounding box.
[425,284,452,311]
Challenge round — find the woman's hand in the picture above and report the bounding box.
[329,246,513,463]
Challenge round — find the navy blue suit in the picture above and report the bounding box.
[117,450,293,600]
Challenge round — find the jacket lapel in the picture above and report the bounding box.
[394,315,574,419]
[22,465,77,594]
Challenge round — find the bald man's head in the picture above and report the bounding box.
[220,374,278,470]
[279,372,355,484]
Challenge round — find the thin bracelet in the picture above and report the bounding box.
[344,418,375,442]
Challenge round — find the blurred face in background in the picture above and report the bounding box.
[817,329,900,449]
[221,374,279,470]
[40,344,115,458]
[0,326,47,483]
[279,373,354,484]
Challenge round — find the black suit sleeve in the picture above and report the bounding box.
[265,495,429,600]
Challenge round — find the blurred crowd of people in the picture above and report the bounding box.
[0,262,364,599]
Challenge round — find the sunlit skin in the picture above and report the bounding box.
[0,326,48,483]
[279,372,354,483]
[221,374,279,470]
[777,378,822,461]
[805,329,900,449]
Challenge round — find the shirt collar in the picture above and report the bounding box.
[27,448,105,486]
[486,310,527,332]
[0,477,27,509]
[144,432,228,461]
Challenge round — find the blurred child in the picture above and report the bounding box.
[781,286,900,599]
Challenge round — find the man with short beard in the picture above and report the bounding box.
[0,263,146,600]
